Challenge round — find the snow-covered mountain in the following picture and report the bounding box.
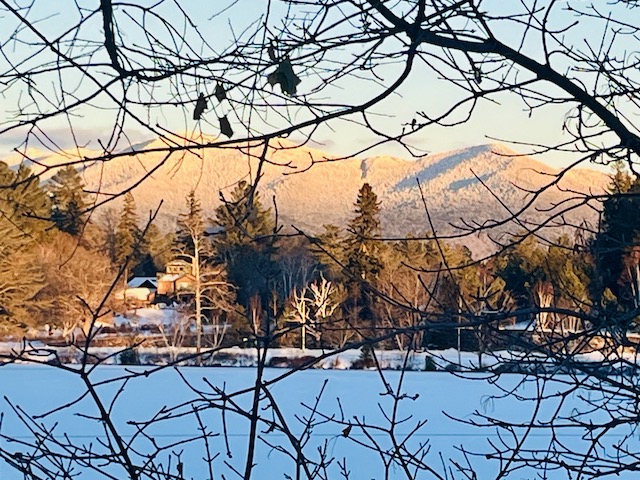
[13,139,608,256]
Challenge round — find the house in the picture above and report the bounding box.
[127,277,158,290]
[164,259,193,276]
[156,272,197,296]
[115,276,158,306]
[156,260,196,296]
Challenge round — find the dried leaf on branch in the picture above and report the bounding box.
[219,115,233,138]
[267,58,301,96]
[193,93,207,120]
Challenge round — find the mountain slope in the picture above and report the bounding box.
[12,140,607,255]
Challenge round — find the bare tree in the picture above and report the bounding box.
[2,1,640,479]
[175,192,236,359]
[35,231,116,339]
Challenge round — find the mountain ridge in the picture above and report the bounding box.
[3,140,608,256]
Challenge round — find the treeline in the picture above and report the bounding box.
[0,164,115,336]
[1,161,639,347]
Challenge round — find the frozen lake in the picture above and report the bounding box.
[0,365,637,479]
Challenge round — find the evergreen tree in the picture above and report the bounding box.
[436,243,482,312]
[344,183,384,326]
[211,180,274,251]
[114,193,141,271]
[498,234,592,328]
[374,236,437,348]
[134,223,164,276]
[0,162,51,331]
[496,234,558,328]
[0,163,51,248]
[546,235,592,309]
[210,180,277,319]
[48,166,90,236]
[497,235,548,308]
[311,224,346,281]
[345,183,383,281]
[97,207,119,263]
[592,164,640,318]
[176,190,204,255]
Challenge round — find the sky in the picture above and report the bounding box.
[0,0,629,173]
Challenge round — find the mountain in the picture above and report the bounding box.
[9,139,608,256]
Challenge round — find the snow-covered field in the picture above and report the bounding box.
[1,365,638,479]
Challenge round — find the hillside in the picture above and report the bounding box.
[6,140,608,256]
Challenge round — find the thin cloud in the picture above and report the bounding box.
[0,125,149,153]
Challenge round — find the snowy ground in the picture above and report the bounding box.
[2,308,639,477]
[2,336,638,374]
[0,365,638,479]
[7,306,637,372]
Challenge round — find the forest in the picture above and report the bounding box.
[1,159,637,353]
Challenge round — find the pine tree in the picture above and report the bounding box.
[592,164,640,318]
[344,183,384,326]
[48,166,90,236]
[210,180,277,319]
[211,180,274,252]
[177,191,236,357]
[114,193,141,270]
[497,235,548,309]
[0,163,51,248]
[176,190,204,255]
[0,162,51,331]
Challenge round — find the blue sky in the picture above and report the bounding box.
[0,1,625,173]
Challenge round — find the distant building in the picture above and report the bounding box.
[157,273,197,296]
[164,259,193,275]
[156,259,196,296]
[115,276,158,306]
[127,277,158,289]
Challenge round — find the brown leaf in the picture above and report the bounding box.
[267,58,301,96]
[193,93,207,120]
[219,115,233,138]
[215,83,226,102]
[267,42,277,62]
[473,65,482,84]
[341,424,352,438]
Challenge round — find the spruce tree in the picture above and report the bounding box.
[114,193,141,271]
[344,183,384,326]
[177,190,204,256]
[0,162,50,331]
[210,180,276,313]
[345,183,383,281]
[592,164,640,317]
[48,166,90,236]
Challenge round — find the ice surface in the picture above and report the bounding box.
[1,365,637,479]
